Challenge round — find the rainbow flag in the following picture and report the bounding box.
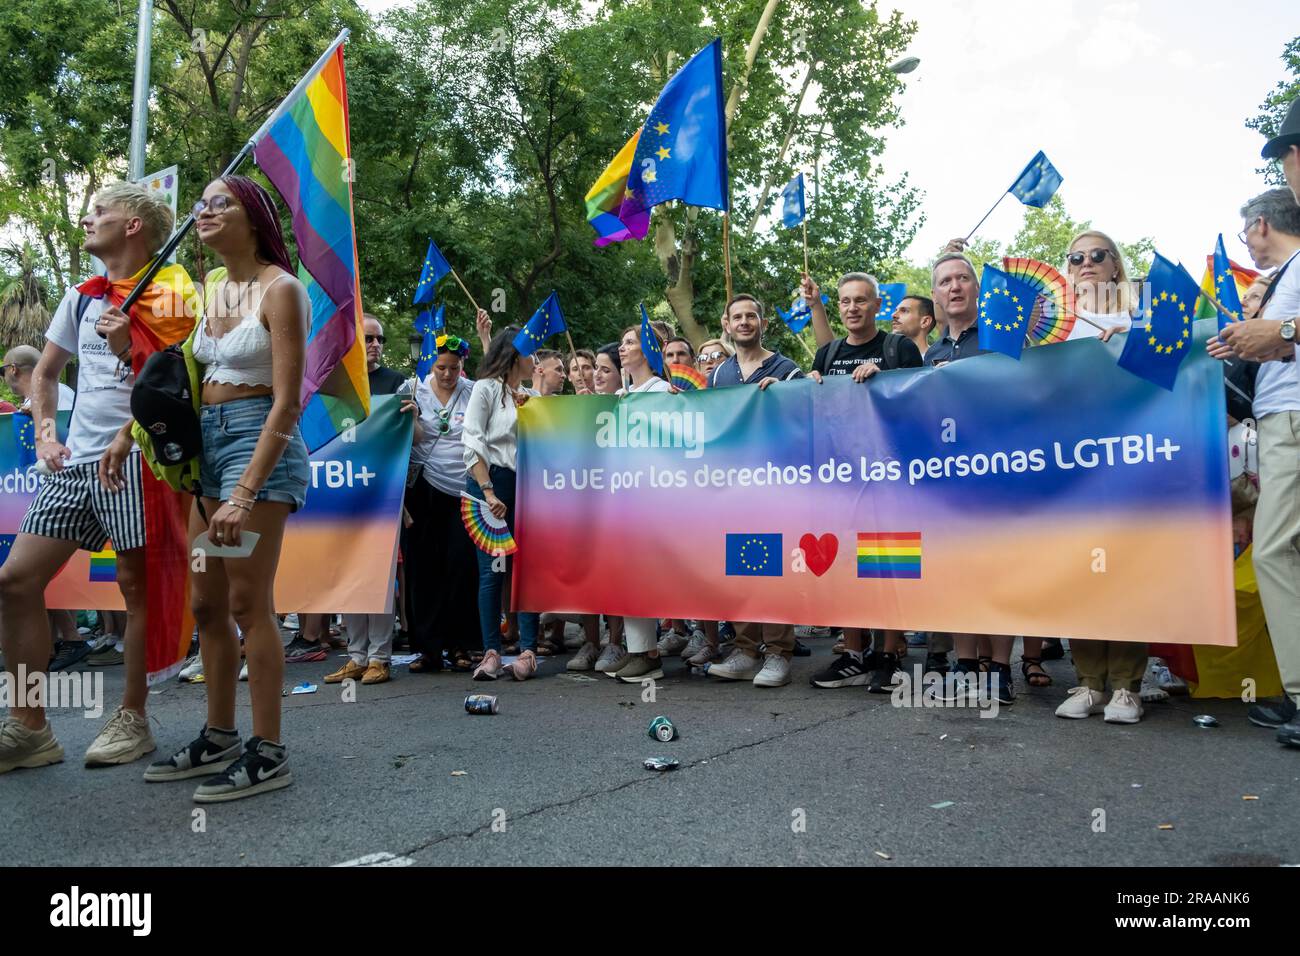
[584,130,650,246]
[1196,254,1259,320]
[856,532,922,579]
[253,37,369,451]
[89,548,117,583]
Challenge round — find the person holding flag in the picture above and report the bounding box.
[0,182,196,775]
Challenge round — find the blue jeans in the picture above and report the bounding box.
[466,467,537,653]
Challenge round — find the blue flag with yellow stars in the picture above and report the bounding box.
[780,173,806,228]
[725,533,783,577]
[1008,150,1062,209]
[513,291,566,357]
[977,264,1038,359]
[877,283,906,319]
[416,326,436,379]
[1117,252,1201,390]
[12,414,36,469]
[623,38,728,221]
[640,303,665,376]
[413,238,451,305]
[1212,234,1244,330]
[777,293,827,335]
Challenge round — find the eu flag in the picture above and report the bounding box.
[777,294,826,334]
[413,238,451,305]
[725,533,783,577]
[977,265,1038,359]
[876,283,906,319]
[513,291,566,357]
[781,173,806,228]
[416,327,436,379]
[1212,234,1244,330]
[1008,150,1063,209]
[640,303,665,376]
[624,39,728,220]
[1117,252,1201,390]
[12,414,36,469]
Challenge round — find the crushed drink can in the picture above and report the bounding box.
[1192,714,1220,728]
[643,757,679,772]
[648,716,677,742]
[465,694,499,715]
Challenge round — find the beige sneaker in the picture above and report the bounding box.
[85,707,156,767]
[0,717,64,774]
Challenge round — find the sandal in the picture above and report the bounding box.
[977,655,993,673]
[450,650,474,673]
[536,640,562,657]
[502,642,520,656]
[409,654,442,674]
[1020,655,1052,687]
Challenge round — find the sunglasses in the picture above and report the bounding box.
[696,350,726,364]
[191,195,239,216]
[1067,249,1112,267]
[365,334,386,344]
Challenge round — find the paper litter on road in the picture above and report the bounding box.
[930,801,955,810]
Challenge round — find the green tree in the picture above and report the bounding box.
[1247,36,1300,186]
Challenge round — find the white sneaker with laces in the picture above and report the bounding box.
[657,632,690,656]
[1103,688,1143,724]
[681,630,707,661]
[1055,686,1107,719]
[566,642,599,671]
[178,655,205,683]
[85,707,156,767]
[593,644,628,674]
[707,650,763,681]
[753,653,791,687]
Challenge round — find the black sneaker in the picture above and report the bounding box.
[1248,697,1297,729]
[988,662,1015,706]
[793,639,812,657]
[48,640,94,671]
[924,651,950,675]
[192,737,291,803]
[939,661,976,702]
[284,635,328,663]
[144,725,242,782]
[1041,638,1066,661]
[810,651,870,688]
[867,653,901,694]
[1277,719,1300,748]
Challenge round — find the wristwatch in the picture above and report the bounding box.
[1281,318,1296,343]
[480,481,494,492]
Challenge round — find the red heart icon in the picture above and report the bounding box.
[799,533,838,577]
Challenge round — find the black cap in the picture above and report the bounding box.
[1262,96,1300,160]
[129,348,201,466]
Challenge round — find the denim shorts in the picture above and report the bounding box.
[199,396,309,511]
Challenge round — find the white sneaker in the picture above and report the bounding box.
[85,707,156,767]
[707,649,763,681]
[794,625,831,639]
[282,613,300,631]
[657,631,690,656]
[681,629,707,661]
[178,655,204,683]
[593,644,628,674]
[1055,686,1106,719]
[238,661,249,682]
[1104,688,1143,724]
[1153,660,1188,695]
[753,653,791,687]
[566,642,599,671]
[1139,665,1169,703]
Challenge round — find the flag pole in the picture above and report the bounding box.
[723,211,733,304]
[118,28,351,315]
[563,330,579,374]
[963,192,1006,243]
[802,219,809,275]
[1196,288,1240,322]
[449,267,481,314]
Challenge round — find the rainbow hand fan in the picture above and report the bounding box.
[460,492,518,556]
[668,363,707,390]
[1001,257,1077,344]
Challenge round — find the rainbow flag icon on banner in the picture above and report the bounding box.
[857,532,921,579]
[89,548,118,583]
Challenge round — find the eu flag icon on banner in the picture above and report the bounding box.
[1117,252,1201,390]
[12,414,36,469]
[623,38,729,222]
[876,283,906,319]
[1008,150,1062,209]
[413,238,451,305]
[725,533,783,577]
[640,303,665,376]
[513,291,566,357]
[1212,234,1244,330]
[781,173,806,228]
[977,264,1038,359]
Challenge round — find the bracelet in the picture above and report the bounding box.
[480,481,494,492]
[235,482,257,495]
[228,493,257,507]
[225,499,253,513]
[262,426,294,441]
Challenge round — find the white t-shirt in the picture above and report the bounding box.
[1066,308,1134,341]
[617,375,672,395]
[20,383,75,414]
[1252,249,1300,419]
[413,375,473,497]
[44,288,133,465]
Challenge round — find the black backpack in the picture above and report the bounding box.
[824,332,906,373]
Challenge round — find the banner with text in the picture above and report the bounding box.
[0,395,411,614]
[515,323,1235,645]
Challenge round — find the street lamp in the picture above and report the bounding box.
[408,329,423,364]
[888,56,921,74]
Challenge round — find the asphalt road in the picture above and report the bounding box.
[3,632,1297,867]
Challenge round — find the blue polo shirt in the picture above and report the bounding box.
[923,324,989,367]
[708,351,804,387]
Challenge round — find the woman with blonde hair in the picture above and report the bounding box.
[1064,230,1139,339]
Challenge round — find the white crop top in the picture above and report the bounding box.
[193,273,308,387]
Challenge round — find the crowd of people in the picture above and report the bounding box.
[1,97,1298,805]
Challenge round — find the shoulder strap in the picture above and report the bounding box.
[882,332,903,370]
[824,337,845,371]
[75,293,93,323]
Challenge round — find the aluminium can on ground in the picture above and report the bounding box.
[465,694,499,715]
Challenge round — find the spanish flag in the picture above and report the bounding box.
[76,261,199,683]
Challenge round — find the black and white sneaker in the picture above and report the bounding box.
[867,653,902,694]
[1248,697,1297,729]
[192,737,292,803]
[144,725,242,782]
[810,651,873,688]
[988,663,1015,706]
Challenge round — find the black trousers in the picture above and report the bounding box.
[403,476,481,657]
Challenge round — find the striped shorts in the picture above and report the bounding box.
[19,452,146,552]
